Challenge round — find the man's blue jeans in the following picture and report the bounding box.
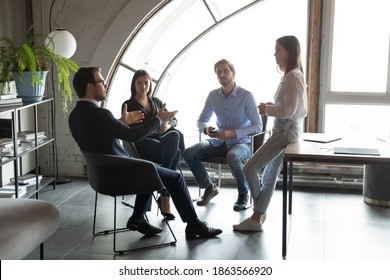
[183,140,251,194]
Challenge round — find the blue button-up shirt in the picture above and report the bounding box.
[197,84,262,148]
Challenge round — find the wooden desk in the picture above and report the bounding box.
[282,134,390,257]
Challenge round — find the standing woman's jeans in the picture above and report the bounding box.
[243,118,301,213]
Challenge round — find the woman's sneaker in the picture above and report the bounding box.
[233,214,266,232]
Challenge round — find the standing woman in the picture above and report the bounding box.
[122,70,184,220]
[233,35,307,231]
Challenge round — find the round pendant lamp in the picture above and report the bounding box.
[46,28,77,58]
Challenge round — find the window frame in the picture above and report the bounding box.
[318,0,390,133]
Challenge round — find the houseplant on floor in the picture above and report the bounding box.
[0,31,78,112]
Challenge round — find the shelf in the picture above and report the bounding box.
[0,98,53,114]
[1,138,55,160]
[21,177,55,198]
[1,177,55,199]
[0,98,56,199]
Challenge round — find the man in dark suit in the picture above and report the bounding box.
[69,66,222,239]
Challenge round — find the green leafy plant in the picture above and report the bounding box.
[0,31,78,112]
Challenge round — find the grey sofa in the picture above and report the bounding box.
[0,198,60,260]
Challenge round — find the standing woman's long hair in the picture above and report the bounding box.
[276,35,303,76]
[130,69,153,99]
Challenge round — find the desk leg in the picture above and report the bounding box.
[288,161,293,214]
[282,159,288,257]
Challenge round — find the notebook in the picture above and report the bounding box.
[333,147,380,156]
[302,134,343,144]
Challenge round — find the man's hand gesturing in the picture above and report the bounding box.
[120,103,145,125]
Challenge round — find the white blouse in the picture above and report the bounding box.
[266,67,307,121]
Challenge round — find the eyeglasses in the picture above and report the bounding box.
[91,80,107,87]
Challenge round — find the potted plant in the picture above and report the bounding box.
[0,31,78,112]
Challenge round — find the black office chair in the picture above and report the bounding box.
[81,150,177,254]
[198,114,269,197]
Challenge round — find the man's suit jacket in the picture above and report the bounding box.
[68,100,198,222]
[68,100,160,157]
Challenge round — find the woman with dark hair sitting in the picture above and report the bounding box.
[122,69,184,220]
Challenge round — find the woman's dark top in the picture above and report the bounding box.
[122,96,178,134]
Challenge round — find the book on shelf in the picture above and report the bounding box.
[0,184,28,198]
[6,180,38,188]
[0,188,27,198]
[1,184,28,192]
[1,145,23,156]
[18,130,46,142]
[10,173,43,184]
[0,137,21,148]
[0,138,14,149]
[0,145,13,153]
[0,97,23,107]
[0,93,17,100]
[21,138,47,147]
[17,130,47,146]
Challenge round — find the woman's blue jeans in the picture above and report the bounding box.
[243,118,301,213]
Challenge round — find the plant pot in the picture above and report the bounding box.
[12,71,48,102]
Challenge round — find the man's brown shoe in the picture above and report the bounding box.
[196,184,219,206]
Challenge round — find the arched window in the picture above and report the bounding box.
[105,0,308,146]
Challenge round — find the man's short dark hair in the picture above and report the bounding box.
[73,66,101,98]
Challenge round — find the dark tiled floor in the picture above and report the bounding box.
[25,177,390,260]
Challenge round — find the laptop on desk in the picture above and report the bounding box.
[333,147,381,156]
[302,133,343,144]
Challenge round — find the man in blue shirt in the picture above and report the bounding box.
[183,59,262,211]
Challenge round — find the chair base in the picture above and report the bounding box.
[93,227,177,254]
[93,192,177,254]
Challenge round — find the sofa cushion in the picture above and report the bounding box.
[0,198,60,260]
